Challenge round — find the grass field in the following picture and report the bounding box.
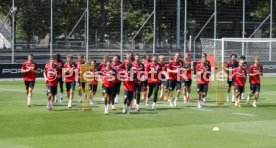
[0,77,276,148]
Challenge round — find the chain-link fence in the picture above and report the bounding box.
[0,0,275,63]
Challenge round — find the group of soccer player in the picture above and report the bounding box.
[21,51,263,114]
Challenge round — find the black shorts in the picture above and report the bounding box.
[77,79,86,88]
[227,78,235,87]
[47,85,57,96]
[24,81,35,90]
[250,83,261,94]
[169,80,181,91]
[89,84,98,92]
[124,90,134,100]
[141,80,148,88]
[181,79,192,87]
[235,85,244,93]
[197,84,208,93]
[161,80,169,89]
[103,86,113,97]
[66,81,76,91]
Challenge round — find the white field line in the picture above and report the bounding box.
[0,88,45,94]
[232,112,256,117]
[192,108,214,112]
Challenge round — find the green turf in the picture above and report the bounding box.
[0,77,276,148]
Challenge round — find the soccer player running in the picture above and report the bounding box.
[247,56,263,107]
[88,60,98,105]
[225,54,239,103]
[167,53,183,107]
[159,55,168,100]
[97,56,109,101]
[142,55,151,105]
[110,55,122,110]
[181,52,194,104]
[147,54,161,109]
[76,55,86,103]
[21,54,38,107]
[240,55,248,100]
[132,54,144,111]
[44,58,58,110]
[63,54,77,108]
[122,63,135,114]
[232,60,247,107]
[196,53,211,108]
[101,59,116,115]
[54,54,64,103]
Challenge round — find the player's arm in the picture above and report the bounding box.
[32,64,38,74]
[21,64,30,73]
[190,61,194,71]
[43,69,48,82]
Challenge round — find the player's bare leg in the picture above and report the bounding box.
[235,92,241,107]
[169,89,174,107]
[78,86,82,103]
[252,91,260,107]
[173,90,180,107]
[183,86,187,104]
[159,85,164,100]
[104,94,110,115]
[68,89,74,108]
[197,92,202,108]
[27,88,33,107]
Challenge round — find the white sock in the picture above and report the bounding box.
[241,93,244,98]
[175,97,178,102]
[54,96,57,101]
[107,104,110,112]
[152,102,156,109]
[91,95,94,102]
[115,95,119,101]
[79,96,82,100]
[187,92,190,97]
[60,93,63,98]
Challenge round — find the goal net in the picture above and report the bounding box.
[200,38,276,105]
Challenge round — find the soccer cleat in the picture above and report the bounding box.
[246,96,250,104]
[200,100,205,106]
[152,103,156,110]
[67,101,72,108]
[136,106,140,112]
[202,98,206,102]
[173,100,177,107]
[252,100,257,107]
[234,101,238,107]
[78,99,82,103]
[104,110,108,115]
[231,97,235,103]
[60,97,63,103]
[122,108,126,114]
[197,101,201,108]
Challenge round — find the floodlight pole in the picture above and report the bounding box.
[189,35,192,52]
[176,0,181,50]
[242,0,245,55]
[183,0,187,57]
[86,0,89,62]
[120,0,123,60]
[269,0,273,61]
[11,0,15,63]
[50,0,53,58]
[153,0,156,54]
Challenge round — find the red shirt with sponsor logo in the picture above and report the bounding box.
[96,63,106,72]
[63,62,77,82]
[249,64,263,84]
[146,62,161,83]
[196,62,211,84]
[21,61,38,81]
[111,62,122,83]
[44,63,58,86]
[181,60,193,79]
[167,60,183,80]
[76,61,85,79]
[54,59,64,78]
[132,61,144,84]
[122,71,135,92]
[101,68,116,88]
[225,60,239,78]
[233,67,246,86]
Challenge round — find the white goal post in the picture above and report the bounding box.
[200,38,276,74]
